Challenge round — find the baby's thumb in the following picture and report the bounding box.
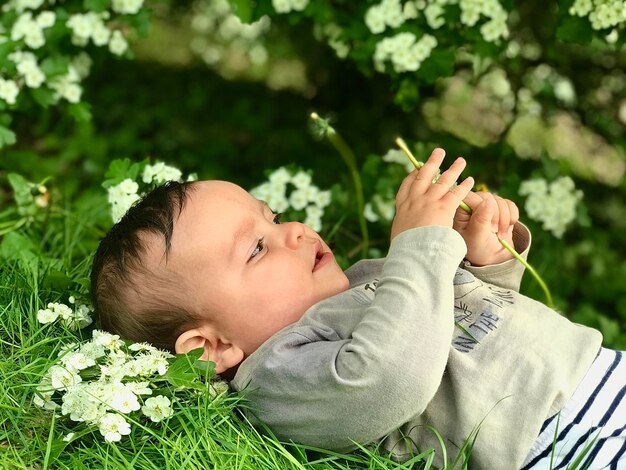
[466,198,496,238]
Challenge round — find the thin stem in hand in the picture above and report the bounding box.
[394,137,554,307]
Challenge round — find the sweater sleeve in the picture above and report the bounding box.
[461,222,531,292]
[232,226,467,452]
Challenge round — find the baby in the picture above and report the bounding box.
[91,149,625,469]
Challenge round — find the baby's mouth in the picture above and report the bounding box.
[313,246,331,272]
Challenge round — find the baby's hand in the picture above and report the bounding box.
[453,191,519,266]
[391,148,474,240]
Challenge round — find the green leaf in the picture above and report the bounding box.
[102,158,142,188]
[229,0,253,23]
[164,347,208,390]
[0,232,40,276]
[68,102,92,123]
[0,125,16,148]
[40,56,70,78]
[556,17,593,44]
[393,78,420,112]
[418,49,455,84]
[83,0,108,12]
[7,173,33,208]
[43,270,73,292]
[31,88,57,109]
[193,359,216,377]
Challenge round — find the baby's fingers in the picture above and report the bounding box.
[446,176,474,207]
[413,148,446,189]
[431,157,468,197]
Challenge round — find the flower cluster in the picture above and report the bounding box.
[569,0,626,33]
[34,329,229,443]
[250,167,332,232]
[519,176,583,238]
[271,0,309,14]
[37,297,93,330]
[188,0,271,70]
[0,0,147,144]
[365,0,509,63]
[314,22,350,59]
[374,32,437,73]
[66,12,128,55]
[108,179,141,224]
[107,161,192,223]
[34,330,175,442]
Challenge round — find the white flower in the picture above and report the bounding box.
[382,0,405,28]
[72,53,93,79]
[142,162,183,184]
[382,148,415,173]
[109,30,128,56]
[111,0,144,15]
[424,4,445,29]
[91,22,111,47]
[36,11,56,28]
[108,178,141,222]
[17,59,45,88]
[4,0,45,13]
[0,78,19,105]
[93,330,124,350]
[553,78,576,105]
[403,1,419,19]
[289,189,309,210]
[291,171,312,189]
[37,308,58,324]
[125,381,152,395]
[291,0,309,11]
[62,433,75,442]
[268,167,292,185]
[49,365,82,391]
[519,176,583,238]
[98,413,131,442]
[364,202,379,222]
[109,383,141,414]
[64,352,96,372]
[315,190,332,208]
[141,395,174,422]
[365,5,387,34]
[272,0,292,14]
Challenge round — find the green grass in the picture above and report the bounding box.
[0,190,462,470]
[0,187,601,470]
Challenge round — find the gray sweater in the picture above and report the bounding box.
[231,225,602,469]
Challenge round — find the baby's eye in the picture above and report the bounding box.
[249,237,265,260]
[272,213,282,224]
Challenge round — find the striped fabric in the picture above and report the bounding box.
[521,348,626,470]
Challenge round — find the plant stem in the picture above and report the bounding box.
[394,137,554,307]
[310,113,369,259]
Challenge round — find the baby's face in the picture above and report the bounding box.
[167,181,349,356]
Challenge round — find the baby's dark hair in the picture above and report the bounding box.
[90,180,199,352]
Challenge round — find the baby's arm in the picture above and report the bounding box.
[235,149,472,450]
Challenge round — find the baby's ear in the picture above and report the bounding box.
[175,327,244,374]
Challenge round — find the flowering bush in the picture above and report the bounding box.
[104,159,196,223]
[519,176,584,238]
[250,167,332,232]
[229,0,626,111]
[34,329,227,443]
[0,0,151,147]
[37,296,93,330]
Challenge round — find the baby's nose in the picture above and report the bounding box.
[283,222,306,249]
